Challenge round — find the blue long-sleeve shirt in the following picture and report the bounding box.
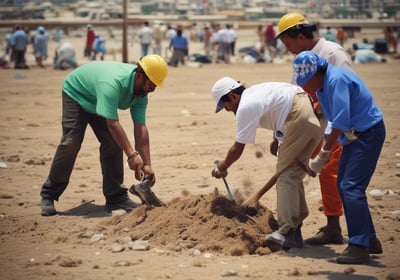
[170,34,188,50]
[317,64,383,145]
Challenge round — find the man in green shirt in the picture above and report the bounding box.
[40,54,168,216]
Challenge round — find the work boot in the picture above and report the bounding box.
[105,198,140,213]
[369,238,383,254]
[41,199,57,216]
[306,216,344,245]
[282,226,304,251]
[336,244,370,264]
[305,226,344,245]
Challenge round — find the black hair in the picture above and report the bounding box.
[231,85,245,95]
[282,24,317,40]
[220,85,246,102]
[317,64,328,74]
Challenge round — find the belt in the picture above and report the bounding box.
[354,120,383,136]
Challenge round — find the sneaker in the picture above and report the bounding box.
[129,180,165,207]
[41,199,57,216]
[305,226,344,245]
[336,244,370,264]
[282,227,304,251]
[105,198,140,213]
[266,231,285,245]
[369,238,383,254]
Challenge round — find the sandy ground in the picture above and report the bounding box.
[0,26,400,280]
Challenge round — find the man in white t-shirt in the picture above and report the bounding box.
[211,77,322,250]
[138,21,153,57]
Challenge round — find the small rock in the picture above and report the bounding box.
[192,249,201,256]
[0,194,13,199]
[369,189,389,199]
[221,269,238,277]
[344,267,356,274]
[128,240,150,251]
[6,155,20,162]
[23,158,45,165]
[111,242,124,253]
[288,267,301,276]
[114,261,133,267]
[91,233,106,242]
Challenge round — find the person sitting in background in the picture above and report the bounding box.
[53,42,77,70]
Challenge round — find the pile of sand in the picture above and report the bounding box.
[103,189,279,256]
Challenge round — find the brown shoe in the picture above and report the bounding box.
[305,226,344,245]
[369,238,383,254]
[336,245,370,264]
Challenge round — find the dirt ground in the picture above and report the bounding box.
[0,26,400,280]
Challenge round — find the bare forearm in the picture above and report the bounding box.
[218,142,245,170]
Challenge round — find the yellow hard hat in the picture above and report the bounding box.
[138,54,168,88]
[277,12,308,37]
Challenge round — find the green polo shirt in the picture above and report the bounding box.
[62,61,147,124]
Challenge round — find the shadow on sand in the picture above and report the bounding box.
[58,200,111,218]
[285,245,385,279]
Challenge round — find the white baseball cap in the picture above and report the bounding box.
[211,77,242,113]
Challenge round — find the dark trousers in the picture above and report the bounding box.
[14,50,26,68]
[338,120,385,248]
[40,93,128,203]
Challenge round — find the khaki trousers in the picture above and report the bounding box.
[275,93,322,234]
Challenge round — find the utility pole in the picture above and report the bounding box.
[122,0,128,62]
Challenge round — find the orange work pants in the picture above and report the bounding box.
[318,140,343,216]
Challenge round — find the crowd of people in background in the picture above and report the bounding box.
[1,20,399,70]
[2,24,77,70]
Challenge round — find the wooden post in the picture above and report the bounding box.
[122,0,128,62]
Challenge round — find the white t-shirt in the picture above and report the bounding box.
[235,82,304,144]
[311,38,353,71]
[138,26,153,44]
